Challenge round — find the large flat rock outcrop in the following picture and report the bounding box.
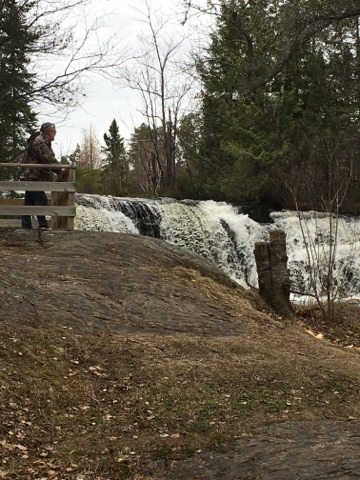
[156,420,360,479]
[0,229,246,336]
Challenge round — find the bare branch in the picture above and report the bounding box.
[0,0,128,113]
[118,0,197,192]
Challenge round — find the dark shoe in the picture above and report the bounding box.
[38,226,50,231]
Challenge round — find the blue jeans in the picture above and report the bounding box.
[21,191,49,229]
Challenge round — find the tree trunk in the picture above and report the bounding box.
[254,230,293,318]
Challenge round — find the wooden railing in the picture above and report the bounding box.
[0,163,76,230]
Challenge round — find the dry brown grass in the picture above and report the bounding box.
[1,267,360,479]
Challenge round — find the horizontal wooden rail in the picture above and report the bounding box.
[0,206,76,216]
[0,198,23,205]
[0,163,76,230]
[0,219,21,227]
[0,181,76,192]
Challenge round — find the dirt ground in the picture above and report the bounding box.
[0,228,360,479]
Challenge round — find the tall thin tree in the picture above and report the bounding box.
[0,0,37,171]
[102,119,128,196]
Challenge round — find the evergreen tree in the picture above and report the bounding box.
[197,0,284,201]
[268,12,360,210]
[196,0,360,207]
[102,119,128,196]
[0,0,38,173]
[61,144,81,166]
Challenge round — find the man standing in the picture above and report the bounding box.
[21,122,60,230]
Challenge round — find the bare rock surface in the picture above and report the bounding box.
[154,420,360,479]
[0,229,241,336]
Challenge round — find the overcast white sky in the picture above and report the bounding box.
[38,0,209,158]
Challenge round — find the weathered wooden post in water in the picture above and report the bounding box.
[254,230,293,318]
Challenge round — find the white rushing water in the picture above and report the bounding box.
[157,200,267,287]
[74,194,360,299]
[271,211,360,301]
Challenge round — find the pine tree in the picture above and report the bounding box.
[61,144,81,166]
[0,0,37,172]
[102,119,128,196]
[196,0,360,206]
[197,0,284,201]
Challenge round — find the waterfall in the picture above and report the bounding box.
[74,194,360,299]
[271,211,360,301]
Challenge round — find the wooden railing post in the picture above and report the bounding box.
[51,168,76,230]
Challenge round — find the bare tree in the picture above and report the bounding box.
[0,0,127,113]
[137,138,163,196]
[120,0,196,193]
[79,124,102,169]
[285,136,356,321]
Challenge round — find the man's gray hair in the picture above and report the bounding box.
[40,122,56,134]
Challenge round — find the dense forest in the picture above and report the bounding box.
[1,0,360,214]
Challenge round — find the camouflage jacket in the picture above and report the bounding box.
[21,133,58,181]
